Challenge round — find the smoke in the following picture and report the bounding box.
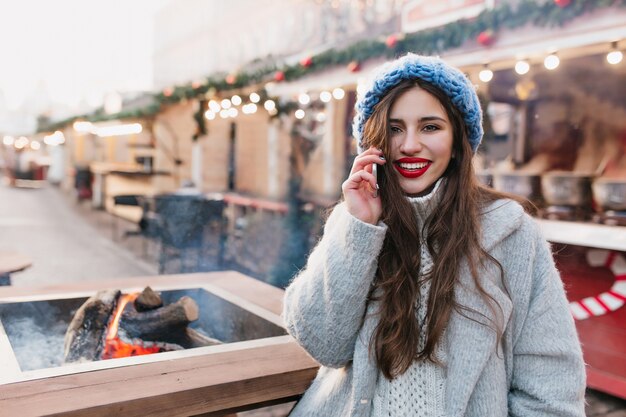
[3,316,67,371]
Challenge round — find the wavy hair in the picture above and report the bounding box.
[361,78,533,379]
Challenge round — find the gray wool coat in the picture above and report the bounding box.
[282,199,586,417]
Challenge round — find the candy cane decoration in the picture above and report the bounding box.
[569,250,626,321]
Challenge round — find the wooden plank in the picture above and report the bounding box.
[0,340,317,417]
[204,271,285,316]
[0,271,250,298]
[537,219,626,252]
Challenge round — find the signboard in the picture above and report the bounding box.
[401,0,495,34]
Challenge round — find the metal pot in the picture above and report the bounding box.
[541,172,593,207]
[592,179,626,211]
[492,172,542,202]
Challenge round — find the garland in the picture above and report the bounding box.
[39,0,624,133]
[155,0,624,103]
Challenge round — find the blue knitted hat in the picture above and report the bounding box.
[353,53,483,153]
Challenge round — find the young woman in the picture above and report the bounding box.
[282,54,586,417]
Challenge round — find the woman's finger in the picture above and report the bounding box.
[342,170,378,193]
[350,152,386,175]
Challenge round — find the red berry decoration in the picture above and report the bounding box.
[347,60,361,73]
[225,74,237,85]
[385,34,398,48]
[300,56,313,68]
[163,87,173,97]
[554,0,571,7]
[274,71,285,82]
[477,30,496,46]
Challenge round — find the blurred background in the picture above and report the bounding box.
[0,1,625,415]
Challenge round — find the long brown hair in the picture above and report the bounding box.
[362,79,532,379]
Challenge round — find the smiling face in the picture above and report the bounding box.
[388,86,454,197]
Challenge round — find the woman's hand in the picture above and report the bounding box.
[342,147,386,225]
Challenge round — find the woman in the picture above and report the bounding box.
[282,54,585,417]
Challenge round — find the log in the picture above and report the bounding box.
[120,296,199,341]
[63,290,121,363]
[177,328,222,348]
[134,286,163,311]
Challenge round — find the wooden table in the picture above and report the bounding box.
[0,251,32,285]
[0,272,319,416]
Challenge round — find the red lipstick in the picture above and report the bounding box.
[394,157,431,178]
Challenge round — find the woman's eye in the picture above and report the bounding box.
[390,126,403,134]
[423,124,440,132]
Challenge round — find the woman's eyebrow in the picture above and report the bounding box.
[389,116,447,123]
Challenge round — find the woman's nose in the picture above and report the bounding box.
[400,130,423,154]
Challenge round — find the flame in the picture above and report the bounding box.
[102,293,161,359]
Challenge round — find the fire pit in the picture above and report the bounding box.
[0,272,318,416]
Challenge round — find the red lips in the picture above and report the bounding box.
[394,157,431,178]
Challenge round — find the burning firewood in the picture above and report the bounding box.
[120,296,222,347]
[63,290,121,364]
[134,286,163,311]
[64,288,221,363]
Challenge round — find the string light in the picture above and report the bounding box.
[43,131,65,146]
[332,88,345,100]
[298,93,311,105]
[208,100,221,112]
[3,136,15,146]
[478,65,493,82]
[315,112,327,122]
[231,95,242,106]
[14,136,28,149]
[30,141,41,150]
[607,41,623,65]
[204,110,216,120]
[264,100,276,111]
[544,53,560,70]
[295,109,305,119]
[249,92,261,103]
[515,60,530,75]
[228,108,238,118]
[320,91,332,102]
[242,103,258,114]
[220,99,232,109]
[219,109,229,119]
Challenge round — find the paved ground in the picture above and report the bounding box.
[1,179,624,416]
[0,181,156,287]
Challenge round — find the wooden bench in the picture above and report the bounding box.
[0,251,32,285]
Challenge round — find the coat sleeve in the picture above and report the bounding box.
[282,203,387,368]
[508,219,586,417]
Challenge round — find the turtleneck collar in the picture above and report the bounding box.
[405,177,446,229]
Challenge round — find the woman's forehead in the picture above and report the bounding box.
[389,87,448,120]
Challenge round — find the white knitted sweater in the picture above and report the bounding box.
[371,183,447,417]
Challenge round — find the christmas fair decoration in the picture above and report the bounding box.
[37,0,625,132]
[300,56,313,68]
[569,250,626,320]
[274,71,286,82]
[385,34,399,48]
[347,60,361,72]
[477,29,496,46]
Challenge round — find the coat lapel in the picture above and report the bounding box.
[445,199,523,416]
